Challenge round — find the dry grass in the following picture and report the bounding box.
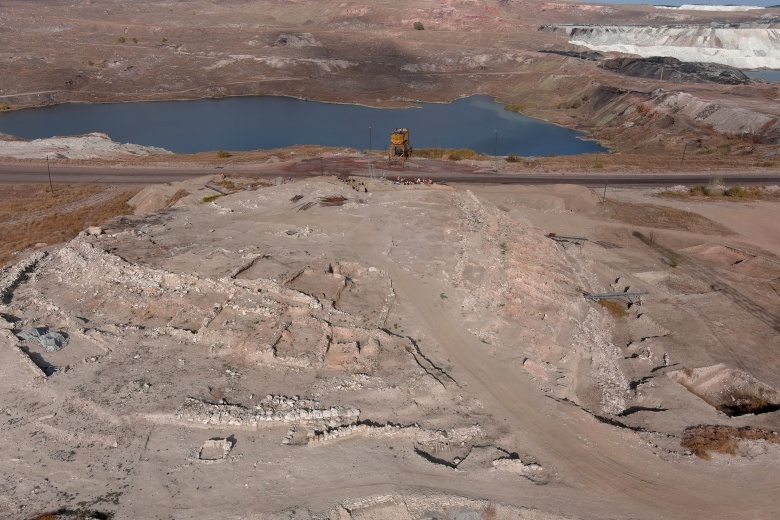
[480,504,497,520]
[718,389,778,416]
[0,185,139,267]
[0,184,103,218]
[681,425,780,460]
[598,298,628,318]
[658,184,780,200]
[603,200,733,235]
[320,196,348,206]
[165,189,189,208]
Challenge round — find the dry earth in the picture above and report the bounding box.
[1,0,780,157]
[1,173,779,519]
[2,1,780,519]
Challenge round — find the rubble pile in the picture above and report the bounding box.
[175,396,361,429]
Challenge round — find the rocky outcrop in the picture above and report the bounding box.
[601,56,751,85]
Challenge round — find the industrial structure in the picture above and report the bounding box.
[388,128,412,165]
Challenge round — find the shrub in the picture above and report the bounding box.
[216,150,231,158]
[445,148,479,161]
[503,103,524,113]
[723,185,747,198]
[412,148,444,159]
[132,37,138,44]
[668,254,681,267]
[117,36,125,43]
[505,153,521,163]
[413,21,425,30]
[688,185,709,196]
[202,194,222,203]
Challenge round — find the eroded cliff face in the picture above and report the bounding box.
[544,22,780,69]
[578,85,780,147]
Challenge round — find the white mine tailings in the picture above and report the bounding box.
[548,23,780,69]
[655,5,765,12]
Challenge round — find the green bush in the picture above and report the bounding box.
[413,21,425,30]
[202,194,222,203]
[216,150,231,158]
[505,153,521,163]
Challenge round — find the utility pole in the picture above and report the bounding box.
[494,130,498,171]
[368,126,372,152]
[46,155,54,194]
[681,142,688,166]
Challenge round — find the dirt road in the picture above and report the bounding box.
[0,159,778,187]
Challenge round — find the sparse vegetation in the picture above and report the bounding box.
[505,152,521,163]
[217,150,231,158]
[411,148,444,159]
[659,184,778,200]
[165,189,189,208]
[0,185,138,267]
[681,425,780,460]
[668,254,681,267]
[614,203,732,235]
[202,194,222,203]
[413,21,425,30]
[480,504,497,520]
[445,148,484,161]
[503,103,524,113]
[597,298,628,318]
[117,36,125,43]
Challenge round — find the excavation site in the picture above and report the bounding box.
[1,1,779,519]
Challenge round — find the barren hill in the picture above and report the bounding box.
[2,174,779,518]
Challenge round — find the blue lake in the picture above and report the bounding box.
[745,70,780,82]
[0,95,605,156]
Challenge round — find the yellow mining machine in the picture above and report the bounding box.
[388,127,412,165]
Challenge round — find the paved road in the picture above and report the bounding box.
[0,160,778,187]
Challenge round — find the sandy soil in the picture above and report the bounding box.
[1,173,778,519]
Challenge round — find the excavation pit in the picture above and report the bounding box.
[670,364,780,417]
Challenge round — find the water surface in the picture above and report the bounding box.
[0,95,604,156]
[744,70,780,82]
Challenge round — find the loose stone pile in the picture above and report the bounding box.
[175,395,361,430]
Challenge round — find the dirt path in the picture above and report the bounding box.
[362,203,780,520]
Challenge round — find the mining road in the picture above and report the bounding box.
[0,159,777,187]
